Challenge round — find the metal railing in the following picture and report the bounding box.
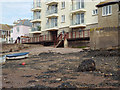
[21,30,90,44]
[31,27,41,32]
[46,23,58,29]
[71,20,85,25]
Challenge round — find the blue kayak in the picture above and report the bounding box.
[6,52,29,57]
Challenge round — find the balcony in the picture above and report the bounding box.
[31,17,41,23]
[30,27,41,34]
[31,3,41,11]
[46,0,58,5]
[46,23,58,31]
[46,10,58,18]
[70,21,86,28]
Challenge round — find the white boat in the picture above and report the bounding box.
[0,55,6,64]
[6,52,29,60]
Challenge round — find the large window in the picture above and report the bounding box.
[61,1,65,9]
[61,15,65,23]
[76,0,84,9]
[37,0,41,7]
[34,11,41,19]
[73,13,84,25]
[102,5,112,16]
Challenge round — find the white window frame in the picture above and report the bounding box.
[92,9,98,15]
[74,13,84,25]
[102,5,112,16]
[61,15,65,23]
[61,1,65,9]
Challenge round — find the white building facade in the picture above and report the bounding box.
[11,19,32,43]
[30,0,101,38]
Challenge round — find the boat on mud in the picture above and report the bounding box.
[6,52,29,60]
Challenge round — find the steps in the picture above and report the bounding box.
[54,34,65,48]
[55,40,63,48]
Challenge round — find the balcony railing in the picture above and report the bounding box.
[33,16,41,20]
[46,23,58,29]
[31,27,41,32]
[47,9,58,16]
[71,20,84,25]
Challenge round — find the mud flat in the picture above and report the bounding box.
[2,46,120,89]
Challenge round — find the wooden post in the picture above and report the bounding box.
[83,31,84,38]
[75,31,76,39]
[45,35,46,41]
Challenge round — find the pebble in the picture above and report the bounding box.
[56,78,62,81]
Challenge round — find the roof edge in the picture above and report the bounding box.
[96,1,119,7]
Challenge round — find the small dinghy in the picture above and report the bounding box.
[6,52,29,60]
[0,55,6,64]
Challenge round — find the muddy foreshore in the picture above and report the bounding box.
[2,48,120,89]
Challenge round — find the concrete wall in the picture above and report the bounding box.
[67,40,90,48]
[90,27,119,50]
[98,4,119,27]
[1,44,30,52]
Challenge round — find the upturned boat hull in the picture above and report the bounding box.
[6,52,29,60]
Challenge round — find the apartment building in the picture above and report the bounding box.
[96,0,120,27]
[30,0,101,39]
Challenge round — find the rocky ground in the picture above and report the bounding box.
[1,45,120,89]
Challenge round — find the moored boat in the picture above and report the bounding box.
[6,52,29,60]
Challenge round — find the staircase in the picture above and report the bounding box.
[54,33,65,48]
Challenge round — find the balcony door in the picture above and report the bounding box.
[51,17,57,28]
[76,13,80,24]
[51,4,57,13]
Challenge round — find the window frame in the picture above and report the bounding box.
[61,15,65,23]
[92,9,98,15]
[61,1,65,9]
[102,5,112,16]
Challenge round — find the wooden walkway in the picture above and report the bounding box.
[21,30,90,45]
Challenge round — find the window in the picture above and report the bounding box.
[61,15,65,23]
[61,1,65,9]
[118,3,120,11]
[17,27,19,33]
[11,30,13,33]
[81,13,84,24]
[74,13,84,25]
[34,11,41,19]
[76,0,84,9]
[102,5,112,16]
[37,0,41,7]
[92,9,98,15]
[2,31,5,35]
